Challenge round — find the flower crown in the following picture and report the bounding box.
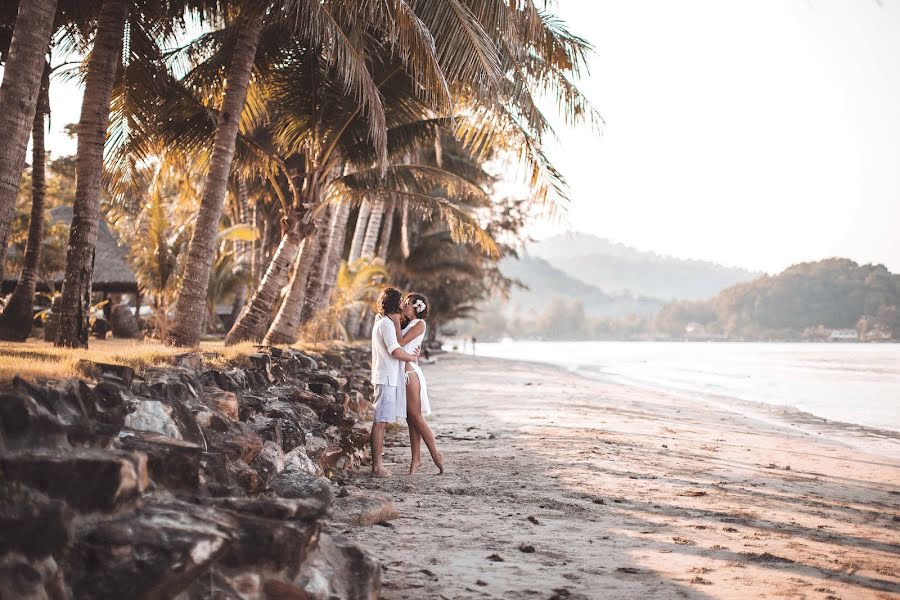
[412,299,426,314]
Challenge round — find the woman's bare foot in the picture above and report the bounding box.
[372,466,392,478]
[409,460,422,475]
[434,452,444,474]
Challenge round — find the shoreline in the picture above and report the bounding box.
[468,340,900,441]
[339,353,900,599]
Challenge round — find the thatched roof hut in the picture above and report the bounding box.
[2,206,138,295]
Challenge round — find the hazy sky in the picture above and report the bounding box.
[533,0,900,273]
[37,0,900,274]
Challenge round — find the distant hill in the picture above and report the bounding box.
[529,233,759,301]
[499,254,665,318]
[656,258,900,340]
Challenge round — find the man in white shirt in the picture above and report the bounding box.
[370,287,420,477]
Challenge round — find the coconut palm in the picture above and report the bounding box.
[0,0,58,285]
[0,62,51,340]
[168,0,457,346]
[54,0,130,347]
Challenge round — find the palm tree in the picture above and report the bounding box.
[55,0,129,348]
[0,62,50,340]
[0,0,58,285]
[166,3,266,346]
[169,0,455,346]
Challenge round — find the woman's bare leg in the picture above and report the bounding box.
[406,372,444,474]
[407,411,423,475]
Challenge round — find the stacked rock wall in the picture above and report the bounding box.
[0,346,384,599]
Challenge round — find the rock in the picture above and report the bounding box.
[249,352,275,384]
[124,399,183,439]
[332,490,398,527]
[173,352,203,370]
[201,387,239,421]
[268,469,334,508]
[0,554,67,600]
[77,360,134,386]
[0,490,73,558]
[519,543,536,553]
[217,512,319,575]
[223,425,264,464]
[0,449,148,512]
[283,445,319,476]
[110,303,142,339]
[206,496,330,522]
[68,500,233,599]
[250,440,285,485]
[114,429,202,492]
[0,392,68,451]
[293,533,380,600]
[228,460,261,495]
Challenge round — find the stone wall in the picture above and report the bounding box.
[0,346,391,599]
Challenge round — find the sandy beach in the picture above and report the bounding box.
[336,353,900,599]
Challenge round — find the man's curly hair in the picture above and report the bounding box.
[376,287,402,315]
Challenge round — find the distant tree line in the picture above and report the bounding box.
[459,258,900,342]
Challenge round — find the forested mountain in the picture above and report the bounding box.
[530,233,759,300]
[656,259,900,340]
[499,254,665,318]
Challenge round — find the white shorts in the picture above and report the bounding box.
[373,384,398,423]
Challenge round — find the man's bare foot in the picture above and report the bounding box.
[371,466,392,478]
[409,460,422,475]
[434,452,444,474]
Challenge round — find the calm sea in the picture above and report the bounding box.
[467,341,900,434]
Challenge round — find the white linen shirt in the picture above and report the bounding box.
[371,315,402,386]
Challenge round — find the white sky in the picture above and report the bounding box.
[38,0,900,274]
[533,0,900,273]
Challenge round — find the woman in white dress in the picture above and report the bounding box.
[393,292,444,475]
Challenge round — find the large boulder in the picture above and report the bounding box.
[67,500,234,599]
[0,393,68,451]
[292,533,380,600]
[0,449,148,512]
[113,430,202,492]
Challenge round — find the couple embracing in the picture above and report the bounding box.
[369,287,444,477]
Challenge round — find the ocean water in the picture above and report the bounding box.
[467,341,900,433]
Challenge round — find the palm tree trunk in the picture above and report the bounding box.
[263,232,319,346]
[347,199,370,264]
[400,198,411,258]
[225,216,305,345]
[55,0,127,348]
[360,200,384,258]
[298,207,334,324]
[0,66,49,341]
[377,204,395,260]
[167,6,265,347]
[319,201,351,307]
[0,0,57,285]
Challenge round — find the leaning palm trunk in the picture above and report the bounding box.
[263,231,320,346]
[400,199,411,258]
[346,199,370,263]
[0,0,57,285]
[376,204,395,260]
[168,6,265,347]
[359,200,384,258]
[55,0,128,348]
[298,207,335,324]
[318,202,351,308]
[0,69,49,341]
[225,216,305,345]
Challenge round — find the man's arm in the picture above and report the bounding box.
[381,317,418,363]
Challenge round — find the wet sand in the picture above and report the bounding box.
[336,354,900,599]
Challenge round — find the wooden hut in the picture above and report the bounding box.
[2,206,139,296]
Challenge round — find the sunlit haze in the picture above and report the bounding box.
[38,0,900,274]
